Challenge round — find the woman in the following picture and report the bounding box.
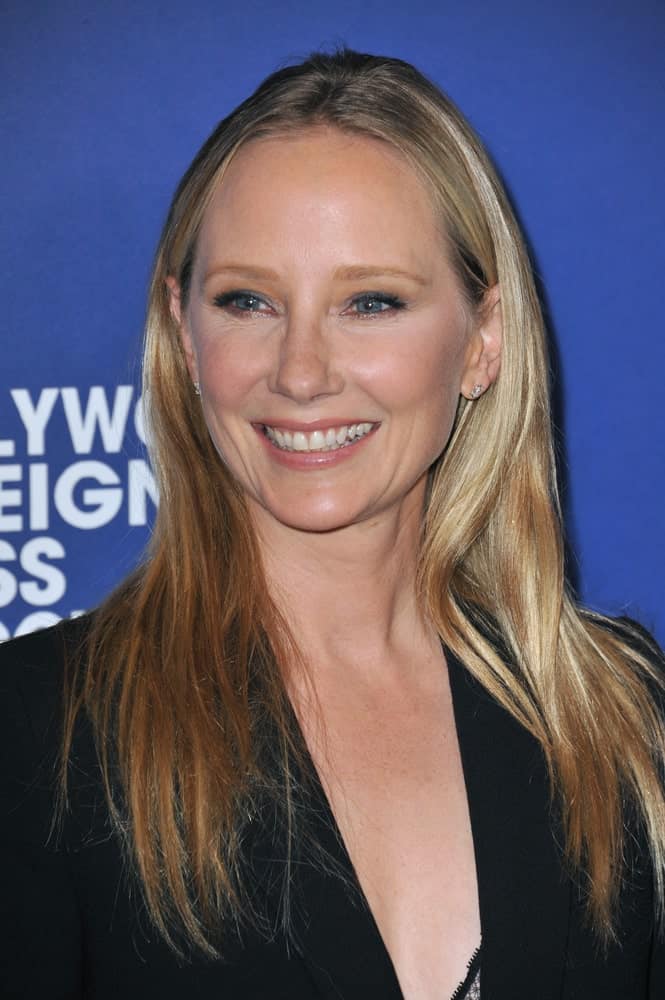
[1,48,664,999]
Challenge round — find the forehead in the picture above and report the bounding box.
[195,127,448,266]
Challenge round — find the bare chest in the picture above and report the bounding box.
[298,667,481,999]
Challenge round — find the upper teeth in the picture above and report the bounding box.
[264,422,375,452]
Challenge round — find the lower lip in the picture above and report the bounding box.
[254,425,379,469]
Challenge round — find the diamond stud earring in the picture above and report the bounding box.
[193,381,201,396]
[469,383,485,400]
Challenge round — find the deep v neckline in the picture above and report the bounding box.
[282,645,483,999]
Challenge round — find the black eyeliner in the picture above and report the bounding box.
[213,289,260,308]
[351,292,407,312]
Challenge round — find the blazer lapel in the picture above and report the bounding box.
[263,647,571,997]
[447,648,570,999]
[288,771,403,998]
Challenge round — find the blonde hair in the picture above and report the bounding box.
[61,48,665,954]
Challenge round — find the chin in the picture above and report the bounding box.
[256,496,368,535]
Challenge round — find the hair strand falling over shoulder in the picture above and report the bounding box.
[58,46,665,955]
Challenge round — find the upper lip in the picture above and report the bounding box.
[255,418,379,432]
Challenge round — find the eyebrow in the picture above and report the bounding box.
[204,264,280,283]
[333,265,429,286]
[204,263,430,286]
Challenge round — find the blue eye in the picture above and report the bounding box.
[213,290,268,313]
[351,293,405,316]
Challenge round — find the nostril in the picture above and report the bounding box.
[272,344,343,401]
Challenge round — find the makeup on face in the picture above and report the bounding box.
[177,128,483,534]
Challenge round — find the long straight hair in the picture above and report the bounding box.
[61,48,665,954]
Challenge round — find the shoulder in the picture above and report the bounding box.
[587,612,665,707]
[0,615,95,846]
[0,612,92,679]
[0,615,92,741]
[0,618,100,996]
[597,613,664,656]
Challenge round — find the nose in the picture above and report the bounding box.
[269,315,344,403]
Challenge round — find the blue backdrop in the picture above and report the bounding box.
[1,0,663,642]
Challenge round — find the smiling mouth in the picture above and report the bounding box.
[262,422,376,453]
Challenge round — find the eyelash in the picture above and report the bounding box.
[212,290,407,318]
[213,290,269,314]
[351,292,406,317]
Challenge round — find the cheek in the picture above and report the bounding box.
[196,334,265,411]
[190,337,268,472]
[416,366,463,456]
[368,329,466,426]
[388,336,467,468]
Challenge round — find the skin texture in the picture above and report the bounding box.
[169,127,502,999]
[171,128,500,541]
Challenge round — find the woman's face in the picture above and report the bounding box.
[171,128,501,536]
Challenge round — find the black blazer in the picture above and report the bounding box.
[1,617,663,998]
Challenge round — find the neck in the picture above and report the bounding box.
[252,495,437,677]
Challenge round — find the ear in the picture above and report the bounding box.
[166,276,199,384]
[460,284,502,401]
